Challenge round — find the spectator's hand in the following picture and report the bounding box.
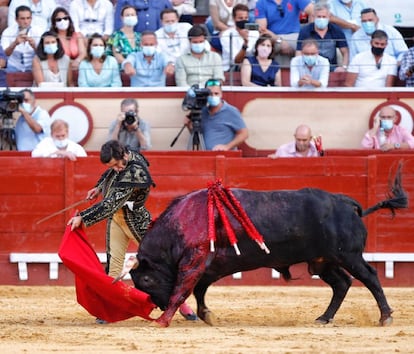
[334,66,346,73]
[373,115,380,133]
[55,150,77,161]
[381,143,394,152]
[164,63,175,76]
[124,63,136,76]
[16,34,27,45]
[239,29,249,42]
[300,74,313,86]
[212,144,229,151]
[26,36,36,49]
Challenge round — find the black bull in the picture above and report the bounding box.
[131,168,407,327]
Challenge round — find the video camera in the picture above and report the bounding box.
[182,84,210,113]
[0,89,25,150]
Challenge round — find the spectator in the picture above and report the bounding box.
[296,1,349,72]
[78,33,122,87]
[268,124,319,158]
[328,0,368,46]
[106,5,141,67]
[108,98,151,151]
[290,38,330,88]
[50,7,86,70]
[361,106,414,151]
[399,44,414,87]
[15,88,51,151]
[170,0,196,25]
[122,30,174,87]
[32,119,87,160]
[205,0,249,51]
[241,34,281,86]
[114,0,172,33]
[349,8,408,63]
[345,30,397,88]
[69,0,113,41]
[0,0,9,35]
[255,0,314,68]
[220,3,259,72]
[32,30,72,87]
[175,24,225,87]
[0,44,7,87]
[155,8,192,65]
[187,78,248,151]
[1,5,42,73]
[8,0,56,34]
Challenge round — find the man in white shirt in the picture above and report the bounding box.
[69,0,114,41]
[155,8,192,64]
[220,3,259,72]
[8,0,56,34]
[345,29,397,88]
[1,5,42,72]
[349,7,408,63]
[32,119,87,160]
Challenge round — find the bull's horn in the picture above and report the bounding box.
[111,256,139,284]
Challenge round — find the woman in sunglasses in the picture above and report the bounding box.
[50,7,86,70]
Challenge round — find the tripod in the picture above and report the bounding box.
[0,114,17,150]
[170,111,206,151]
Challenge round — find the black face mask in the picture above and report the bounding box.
[371,46,385,56]
[235,20,248,30]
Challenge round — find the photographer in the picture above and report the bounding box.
[399,43,414,87]
[108,98,151,152]
[185,78,248,151]
[15,89,51,151]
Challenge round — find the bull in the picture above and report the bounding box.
[130,165,407,327]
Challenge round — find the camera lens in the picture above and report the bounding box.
[124,111,136,125]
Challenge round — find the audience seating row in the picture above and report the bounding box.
[6,69,405,88]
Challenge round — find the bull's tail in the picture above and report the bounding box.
[362,162,408,217]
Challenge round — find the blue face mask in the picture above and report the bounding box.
[90,46,105,58]
[208,95,221,107]
[44,43,58,55]
[381,119,394,130]
[164,22,178,33]
[362,21,376,35]
[314,18,329,30]
[191,42,205,54]
[142,46,156,56]
[303,55,317,66]
[123,15,138,27]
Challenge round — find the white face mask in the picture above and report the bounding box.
[123,15,138,27]
[56,19,70,31]
[54,138,69,149]
[21,102,32,113]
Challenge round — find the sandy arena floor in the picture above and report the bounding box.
[1,285,413,353]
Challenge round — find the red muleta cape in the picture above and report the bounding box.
[58,225,156,323]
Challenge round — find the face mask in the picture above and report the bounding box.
[314,18,329,30]
[381,119,393,130]
[91,46,105,58]
[257,45,272,58]
[340,0,352,4]
[208,95,221,107]
[123,16,138,27]
[44,43,58,55]
[21,102,32,113]
[362,21,376,35]
[235,20,248,30]
[142,45,156,56]
[303,55,317,66]
[54,138,69,149]
[191,42,205,54]
[371,46,385,56]
[164,22,178,33]
[55,19,69,31]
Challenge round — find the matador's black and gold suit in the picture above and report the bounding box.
[80,151,154,277]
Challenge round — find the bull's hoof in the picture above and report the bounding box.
[380,315,393,326]
[199,309,215,326]
[155,317,171,328]
[314,316,333,325]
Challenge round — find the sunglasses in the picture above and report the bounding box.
[55,16,69,22]
[205,79,222,87]
[277,5,285,18]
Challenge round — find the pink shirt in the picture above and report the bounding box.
[275,141,319,157]
[361,125,414,149]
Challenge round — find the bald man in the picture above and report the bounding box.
[361,106,414,151]
[269,124,320,158]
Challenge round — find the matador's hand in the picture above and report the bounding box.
[67,215,83,231]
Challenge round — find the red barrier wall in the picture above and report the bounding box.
[1,152,414,286]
